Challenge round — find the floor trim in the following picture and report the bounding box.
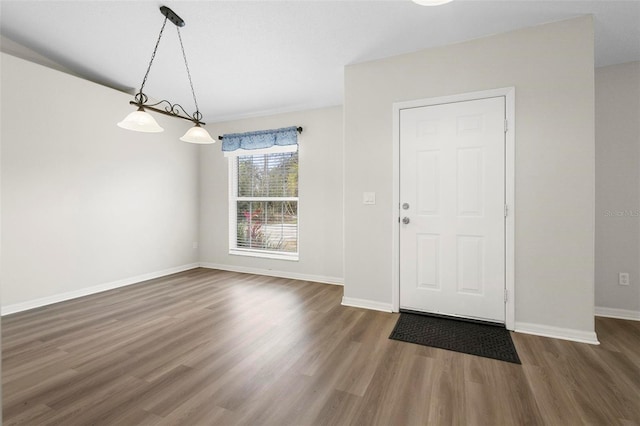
[341,297,393,313]
[595,306,640,321]
[515,321,600,345]
[199,262,344,286]
[1,263,200,316]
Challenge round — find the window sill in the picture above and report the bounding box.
[229,248,299,262]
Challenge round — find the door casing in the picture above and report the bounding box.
[391,87,516,330]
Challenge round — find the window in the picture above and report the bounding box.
[229,147,298,260]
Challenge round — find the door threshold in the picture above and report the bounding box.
[399,308,506,328]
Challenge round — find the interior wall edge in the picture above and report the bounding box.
[514,321,600,345]
[341,297,393,313]
[0,263,200,316]
[594,306,640,321]
[199,263,344,286]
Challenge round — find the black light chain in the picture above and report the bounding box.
[176,27,202,122]
[139,16,168,96]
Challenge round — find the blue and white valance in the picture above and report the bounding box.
[221,126,299,152]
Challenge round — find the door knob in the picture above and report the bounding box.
[402,217,410,224]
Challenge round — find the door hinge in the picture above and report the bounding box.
[504,119,508,133]
[504,204,508,218]
[504,289,508,303]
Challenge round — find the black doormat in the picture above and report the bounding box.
[389,312,521,364]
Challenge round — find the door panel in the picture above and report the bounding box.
[399,97,506,323]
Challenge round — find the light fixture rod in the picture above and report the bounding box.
[177,27,201,118]
[138,15,168,95]
[129,101,206,126]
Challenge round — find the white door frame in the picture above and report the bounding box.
[391,87,516,330]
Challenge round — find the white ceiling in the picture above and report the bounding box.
[1,1,639,123]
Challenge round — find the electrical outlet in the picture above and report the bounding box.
[618,272,630,286]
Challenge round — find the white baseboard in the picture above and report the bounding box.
[199,262,343,286]
[515,321,600,345]
[341,297,393,313]
[595,306,640,321]
[1,263,200,316]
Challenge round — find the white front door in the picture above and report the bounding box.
[399,97,506,323]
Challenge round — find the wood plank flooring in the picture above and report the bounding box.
[2,268,639,425]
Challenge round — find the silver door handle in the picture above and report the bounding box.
[402,217,410,224]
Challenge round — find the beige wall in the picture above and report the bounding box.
[1,53,200,310]
[199,106,344,283]
[344,16,596,337]
[595,61,640,316]
[1,51,3,425]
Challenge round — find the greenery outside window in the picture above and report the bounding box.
[228,147,298,260]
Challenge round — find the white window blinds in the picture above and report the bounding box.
[228,149,299,260]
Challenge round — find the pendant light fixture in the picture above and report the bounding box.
[117,6,214,144]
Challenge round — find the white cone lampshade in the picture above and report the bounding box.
[180,123,215,144]
[117,109,164,133]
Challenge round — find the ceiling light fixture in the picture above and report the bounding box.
[411,0,454,6]
[117,6,214,144]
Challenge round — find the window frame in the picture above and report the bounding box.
[227,145,299,261]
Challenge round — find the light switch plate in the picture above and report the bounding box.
[619,272,630,286]
[363,192,376,205]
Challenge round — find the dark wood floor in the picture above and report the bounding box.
[2,268,639,425]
